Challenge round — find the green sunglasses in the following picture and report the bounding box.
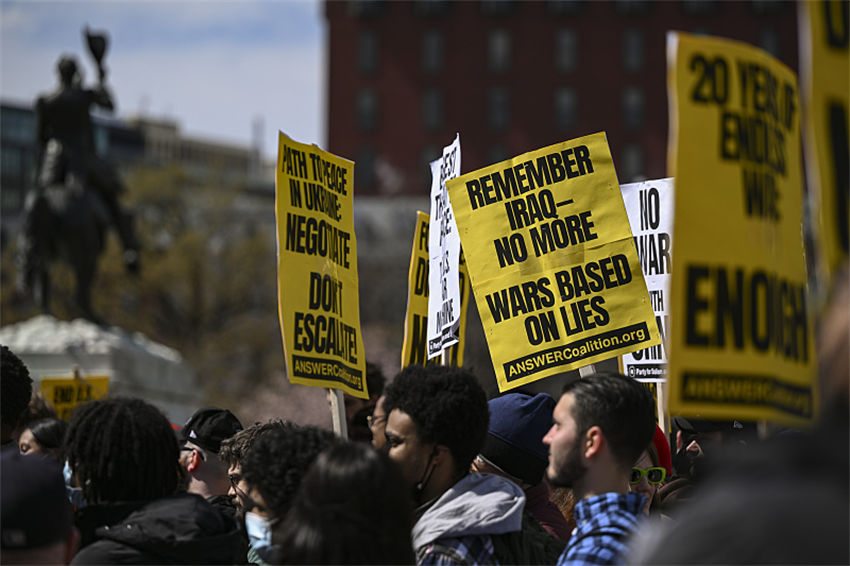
[630,466,666,485]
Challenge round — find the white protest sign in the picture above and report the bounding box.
[620,178,674,382]
[427,134,463,358]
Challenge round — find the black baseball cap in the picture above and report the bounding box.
[180,407,243,454]
[672,416,748,434]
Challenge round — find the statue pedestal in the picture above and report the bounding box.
[0,315,202,424]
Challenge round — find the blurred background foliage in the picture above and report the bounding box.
[0,162,541,424]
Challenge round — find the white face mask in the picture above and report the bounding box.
[244,511,274,554]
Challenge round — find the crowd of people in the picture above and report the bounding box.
[0,264,847,565]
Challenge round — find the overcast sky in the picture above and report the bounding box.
[0,0,324,161]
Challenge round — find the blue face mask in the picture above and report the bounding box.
[63,460,87,509]
[244,511,275,557]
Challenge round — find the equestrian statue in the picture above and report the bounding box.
[16,28,140,324]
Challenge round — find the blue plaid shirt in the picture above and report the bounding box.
[417,534,496,565]
[557,492,645,566]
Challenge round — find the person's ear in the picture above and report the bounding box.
[187,449,202,472]
[431,444,451,469]
[584,425,605,460]
[676,430,684,452]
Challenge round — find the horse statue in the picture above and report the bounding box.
[16,28,139,324]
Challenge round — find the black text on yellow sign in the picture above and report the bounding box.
[275,133,367,399]
[447,132,661,392]
[697,57,797,222]
[401,211,469,369]
[39,376,110,421]
[800,0,849,286]
[667,33,816,426]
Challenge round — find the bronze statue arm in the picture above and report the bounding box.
[92,81,115,113]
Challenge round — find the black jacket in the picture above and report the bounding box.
[72,493,243,564]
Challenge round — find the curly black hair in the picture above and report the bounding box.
[218,419,290,468]
[366,361,386,399]
[64,397,181,503]
[240,424,338,519]
[1,345,33,438]
[383,364,489,479]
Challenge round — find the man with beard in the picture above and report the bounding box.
[543,373,655,566]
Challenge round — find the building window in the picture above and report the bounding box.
[488,29,511,73]
[547,1,585,16]
[554,87,577,131]
[620,144,644,182]
[481,0,516,16]
[1,111,36,145]
[749,0,787,15]
[555,29,578,73]
[356,89,379,132]
[356,146,376,190]
[622,86,644,131]
[94,125,109,155]
[623,28,644,72]
[487,144,509,165]
[759,28,780,59]
[415,0,452,16]
[422,30,444,73]
[1,146,21,178]
[422,144,439,187]
[358,31,379,74]
[422,87,444,132]
[488,87,510,131]
[347,1,387,18]
[614,0,652,15]
[682,0,720,15]
[0,185,23,211]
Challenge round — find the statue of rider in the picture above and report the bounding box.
[18,37,140,293]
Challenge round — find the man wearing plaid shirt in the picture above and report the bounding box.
[382,365,526,565]
[543,373,656,566]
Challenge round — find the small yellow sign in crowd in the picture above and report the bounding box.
[40,375,110,421]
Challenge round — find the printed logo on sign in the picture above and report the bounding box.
[628,364,665,379]
[292,355,363,389]
[504,322,651,381]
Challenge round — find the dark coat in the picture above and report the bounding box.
[71,493,242,564]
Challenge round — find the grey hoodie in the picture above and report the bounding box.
[412,472,526,551]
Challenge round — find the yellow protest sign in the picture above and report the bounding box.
[446,132,661,392]
[799,1,849,289]
[275,132,367,398]
[40,376,109,421]
[401,211,470,369]
[667,32,816,426]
